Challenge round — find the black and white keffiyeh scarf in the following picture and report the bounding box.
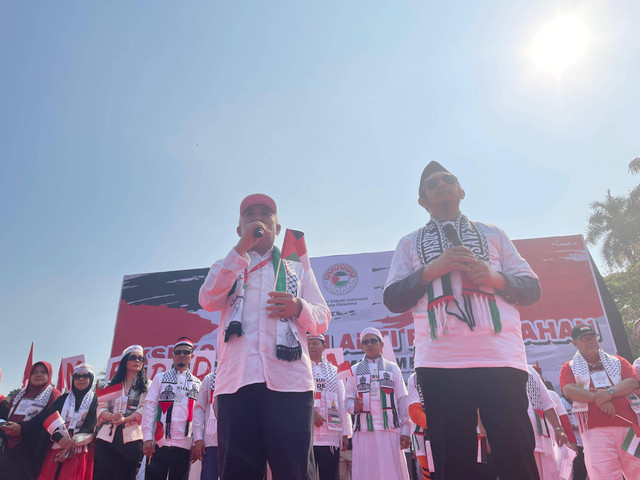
[156,368,201,440]
[526,367,550,437]
[10,385,54,422]
[416,213,501,339]
[60,389,95,433]
[568,349,640,432]
[354,356,399,432]
[224,247,303,361]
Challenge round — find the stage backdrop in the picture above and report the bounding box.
[109,235,629,392]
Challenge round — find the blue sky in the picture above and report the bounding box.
[1,0,638,392]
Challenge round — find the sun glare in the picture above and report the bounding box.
[531,14,589,75]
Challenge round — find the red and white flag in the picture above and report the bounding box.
[55,359,65,392]
[22,342,34,388]
[337,361,353,382]
[281,229,310,271]
[43,411,67,436]
[96,383,122,404]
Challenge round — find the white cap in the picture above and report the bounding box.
[360,327,383,343]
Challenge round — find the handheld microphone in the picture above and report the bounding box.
[254,228,265,238]
[442,224,463,247]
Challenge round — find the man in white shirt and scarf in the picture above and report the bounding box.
[142,337,202,480]
[199,194,331,480]
[345,327,412,480]
[384,161,542,480]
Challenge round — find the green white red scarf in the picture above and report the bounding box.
[154,368,200,441]
[416,213,501,339]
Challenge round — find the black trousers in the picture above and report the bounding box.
[145,445,191,480]
[416,367,539,480]
[312,446,339,480]
[93,433,143,480]
[217,383,315,480]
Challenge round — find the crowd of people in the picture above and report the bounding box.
[1,164,640,480]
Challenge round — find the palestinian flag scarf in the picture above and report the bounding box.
[155,368,200,441]
[416,213,501,339]
[353,356,399,432]
[224,246,302,361]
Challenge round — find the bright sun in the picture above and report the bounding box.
[531,14,589,75]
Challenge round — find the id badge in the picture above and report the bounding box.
[114,395,127,414]
[370,379,381,399]
[590,370,611,389]
[14,399,40,421]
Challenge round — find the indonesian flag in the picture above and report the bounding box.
[22,342,34,389]
[96,383,122,404]
[43,411,67,436]
[337,362,353,382]
[281,229,310,271]
[314,391,322,408]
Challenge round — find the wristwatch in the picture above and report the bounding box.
[607,387,616,396]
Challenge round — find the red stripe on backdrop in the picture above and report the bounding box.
[111,301,217,357]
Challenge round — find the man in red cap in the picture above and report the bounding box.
[560,324,640,479]
[384,162,542,479]
[199,194,331,480]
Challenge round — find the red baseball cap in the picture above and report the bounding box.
[239,194,277,215]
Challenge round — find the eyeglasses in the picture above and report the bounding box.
[74,374,91,379]
[361,338,380,346]
[423,173,458,190]
[128,355,145,362]
[173,349,193,356]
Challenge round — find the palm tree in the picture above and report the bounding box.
[630,157,640,202]
[587,189,640,270]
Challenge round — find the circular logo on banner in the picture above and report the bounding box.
[322,263,358,296]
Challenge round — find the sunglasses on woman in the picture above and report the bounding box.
[128,355,145,362]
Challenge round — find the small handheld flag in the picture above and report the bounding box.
[337,361,353,382]
[622,426,640,458]
[96,384,122,404]
[281,229,310,271]
[43,411,67,436]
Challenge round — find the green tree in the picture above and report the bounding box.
[604,262,640,359]
[587,159,640,271]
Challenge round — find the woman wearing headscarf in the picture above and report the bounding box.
[0,361,61,480]
[93,345,149,480]
[38,363,98,480]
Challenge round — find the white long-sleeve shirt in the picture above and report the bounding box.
[193,372,217,447]
[312,359,353,448]
[142,370,199,450]
[199,247,331,396]
[345,357,412,437]
[384,223,538,371]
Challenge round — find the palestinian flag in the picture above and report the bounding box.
[281,229,310,271]
[332,271,349,287]
[43,411,67,436]
[622,425,640,458]
[96,383,122,404]
[337,362,353,382]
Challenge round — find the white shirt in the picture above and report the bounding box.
[385,223,536,371]
[345,357,412,437]
[193,372,217,447]
[142,370,199,450]
[199,248,331,395]
[312,359,353,448]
